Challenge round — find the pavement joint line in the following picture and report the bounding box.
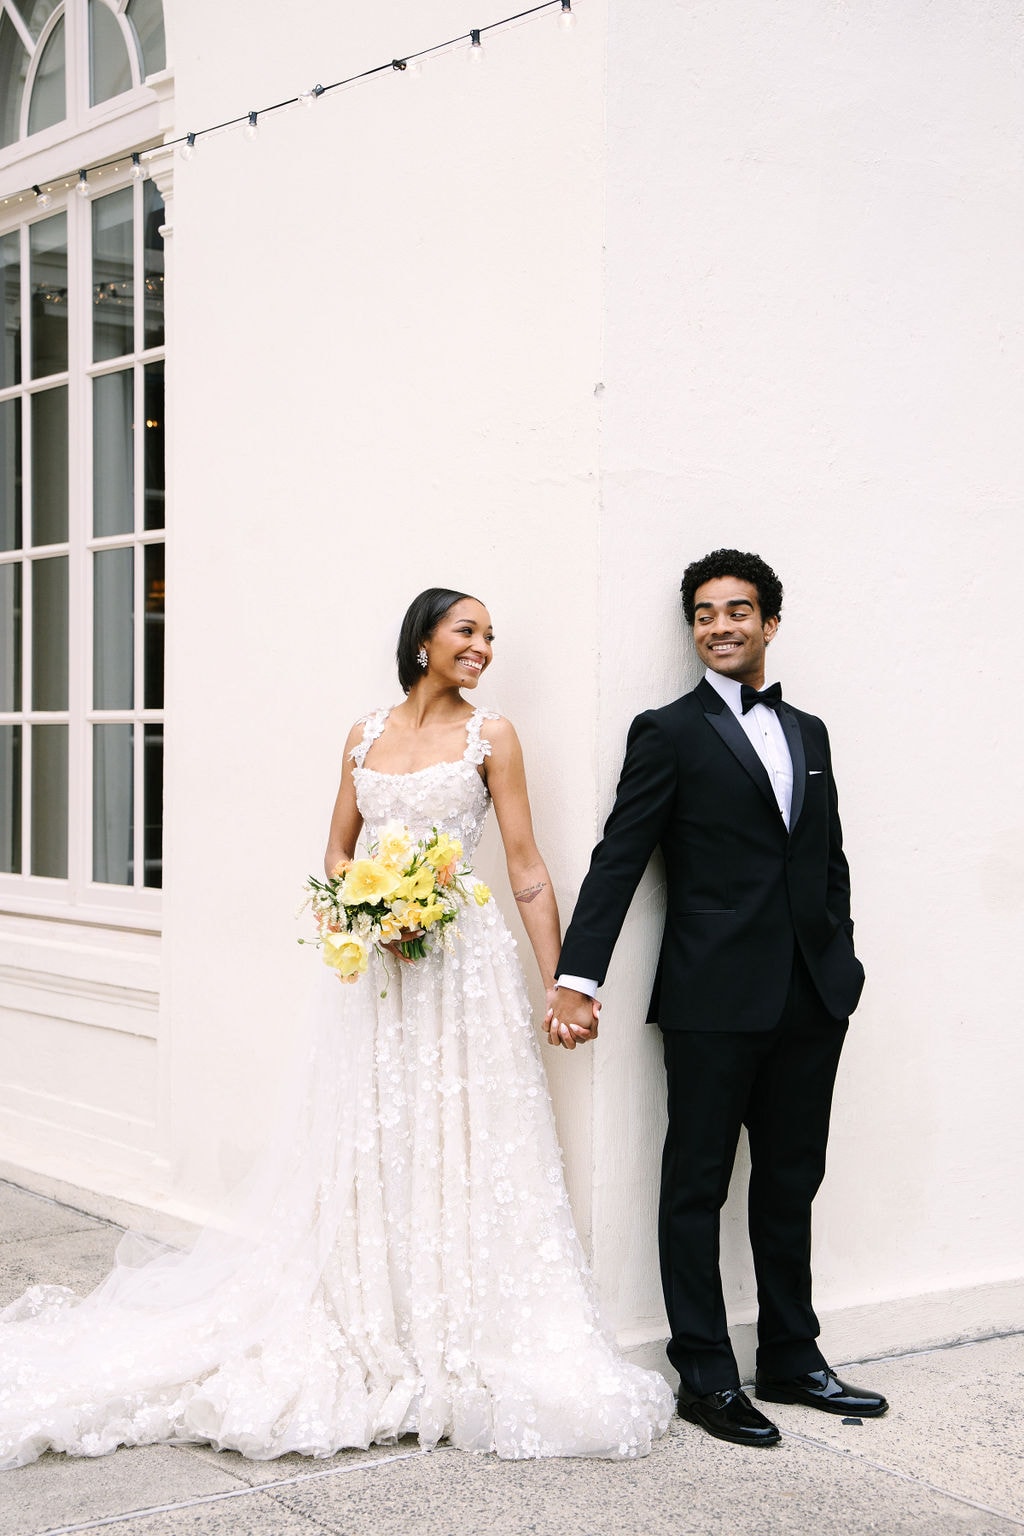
[779,1427,1024,1529]
[835,1326,1024,1367]
[32,1444,456,1536]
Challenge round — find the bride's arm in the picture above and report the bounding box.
[485,717,563,994]
[323,721,365,875]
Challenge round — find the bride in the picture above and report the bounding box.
[0,587,674,1469]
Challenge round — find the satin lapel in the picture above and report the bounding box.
[779,705,806,831]
[700,685,780,815]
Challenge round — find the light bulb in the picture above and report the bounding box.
[405,57,422,77]
[33,184,53,210]
[129,152,147,182]
[469,28,484,61]
[244,111,259,141]
[559,1,576,29]
[75,170,90,198]
[180,132,197,161]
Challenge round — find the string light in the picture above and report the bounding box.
[0,0,577,207]
[559,0,576,28]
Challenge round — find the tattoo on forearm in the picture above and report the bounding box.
[514,881,547,904]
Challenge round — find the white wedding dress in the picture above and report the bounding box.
[0,708,673,1470]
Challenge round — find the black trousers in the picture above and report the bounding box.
[659,953,848,1396]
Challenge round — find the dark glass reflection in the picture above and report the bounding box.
[93,721,134,884]
[0,397,22,551]
[143,361,164,528]
[0,562,22,711]
[31,553,67,709]
[31,384,67,544]
[93,187,133,362]
[143,542,163,708]
[0,723,21,874]
[26,13,64,135]
[31,721,67,877]
[143,722,162,887]
[93,369,134,536]
[143,180,164,349]
[89,0,133,106]
[0,229,21,388]
[29,214,67,378]
[0,16,28,151]
[93,545,134,710]
[126,0,166,76]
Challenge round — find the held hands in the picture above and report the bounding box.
[543,986,600,1050]
[381,928,425,963]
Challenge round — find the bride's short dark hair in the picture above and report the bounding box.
[397,587,477,693]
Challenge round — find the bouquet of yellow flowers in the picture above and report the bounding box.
[301,821,491,983]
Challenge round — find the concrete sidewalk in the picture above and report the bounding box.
[1,1181,1021,1536]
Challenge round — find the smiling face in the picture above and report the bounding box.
[423,598,493,688]
[691,576,778,688]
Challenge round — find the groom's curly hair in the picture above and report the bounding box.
[680,549,783,626]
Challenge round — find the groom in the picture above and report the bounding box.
[550,549,887,1447]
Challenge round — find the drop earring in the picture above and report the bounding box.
[417,647,428,670]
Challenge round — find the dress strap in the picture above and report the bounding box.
[350,708,391,769]
[464,707,501,766]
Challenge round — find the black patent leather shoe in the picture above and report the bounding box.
[755,1366,888,1417]
[677,1385,781,1446]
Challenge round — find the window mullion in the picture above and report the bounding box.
[65,0,86,126]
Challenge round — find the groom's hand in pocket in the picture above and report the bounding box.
[545,987,600,1049]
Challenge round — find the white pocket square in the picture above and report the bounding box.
[808,770,824,776]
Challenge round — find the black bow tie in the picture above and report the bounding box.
[740,682,783,715]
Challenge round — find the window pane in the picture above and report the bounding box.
[93,545,133,709]
[126,0,165,76]
[26,14,65,135]
[31,721,67,876]
[93,187,133,362]
[93,722,133,884]
[143,542,163,708]
[89,0,133,106]
[143,721,161,887]
[143,360,164,528]
[143,180,164,349]
[0,563,22,711]
[93,370,133,535]
[29,213,67,378]
[30,384,67,544]
[31,553,67,709]
[12,2,61,41]
[0,229,21,388]
[0,398,22,550]
[0,724,22,874]
[0,15,28,150]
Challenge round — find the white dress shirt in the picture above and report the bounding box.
[557,670,794,1000]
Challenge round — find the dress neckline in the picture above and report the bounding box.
[351,704,497,777]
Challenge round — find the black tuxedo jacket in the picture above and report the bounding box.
[558,679,865,1031]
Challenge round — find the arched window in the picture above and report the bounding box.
[0,0,166,151]
[0,0,168,917]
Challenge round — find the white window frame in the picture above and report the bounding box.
[0,0,171,930]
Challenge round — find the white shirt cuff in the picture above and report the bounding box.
[556,974,598,999]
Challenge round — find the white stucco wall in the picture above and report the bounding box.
[591,0,1024,1364]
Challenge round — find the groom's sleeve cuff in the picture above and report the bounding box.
[556,974,598,998]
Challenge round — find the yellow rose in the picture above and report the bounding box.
[416,900,447,929]
[395,866,435,903]
[377,823,412,870]
[340,858,401,906]
[378,913,404,943]
[321,932,368,978]
[472,883,491,906]
[394,900,426,931]
[424,833,463,871]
